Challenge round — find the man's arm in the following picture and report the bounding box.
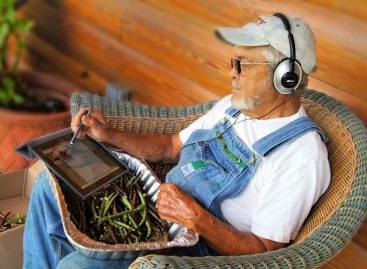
[157,184,286,255]
[71,108,182,163]
[108,130,181,163]
[196,205,286,255]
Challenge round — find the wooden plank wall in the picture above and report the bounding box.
[22,0,367,122]
[21,1,366,268]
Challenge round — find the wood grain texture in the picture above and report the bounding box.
[56,0,129,38]
[25,0,220,106]
[137,0,367,101]
[25,34,107,93]
[24,0,367,103]
[320,240,367,269]
[305,0,367,21]
[353,219,367,250]
[23,0,367,124]
[308,77,367,125]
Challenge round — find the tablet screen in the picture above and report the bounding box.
[32,132,127,198]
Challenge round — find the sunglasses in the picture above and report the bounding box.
[231,58,270,74]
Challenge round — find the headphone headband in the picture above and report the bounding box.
[273,13,296,62]
[271,13,302,94]
[273,13,291,31]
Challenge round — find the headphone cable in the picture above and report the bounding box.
[181,93,295,150]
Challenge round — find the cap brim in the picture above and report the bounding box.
[215,26,269,47]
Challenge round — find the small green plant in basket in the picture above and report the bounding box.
[0,208,26,233]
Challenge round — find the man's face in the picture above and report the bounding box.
[230,46,278,113]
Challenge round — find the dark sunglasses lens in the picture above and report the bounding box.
[231,58,241,74]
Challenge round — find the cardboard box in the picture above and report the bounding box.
[0,160,42,269]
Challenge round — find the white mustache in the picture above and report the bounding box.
[232,80,241,90]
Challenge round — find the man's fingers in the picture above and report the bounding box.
[71,107,89,132]
[70,108,112,142]
[77,128,88,139]
[89,110,108,125]
[82,115,103,129]
[160,183,178,192]
[157,199,173,219]
[77,107,89,116]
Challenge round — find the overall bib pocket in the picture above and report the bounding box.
[166,141,227,204]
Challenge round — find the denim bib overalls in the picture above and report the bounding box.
[166,106,326,256]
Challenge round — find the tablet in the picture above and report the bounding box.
[29,129,128,198]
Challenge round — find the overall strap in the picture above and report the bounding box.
[225,106,241,118]
[253,117,327,157]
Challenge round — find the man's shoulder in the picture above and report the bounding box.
[196,94,233,122]
[260,130,330,189]
[280,130,328,163]
[211,95,233,112]
[263,128,328,167]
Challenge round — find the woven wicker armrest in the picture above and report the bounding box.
[70,92,217,135]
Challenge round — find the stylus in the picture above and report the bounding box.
[69,108,91,145]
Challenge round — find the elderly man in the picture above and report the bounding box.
[23,13,330,268]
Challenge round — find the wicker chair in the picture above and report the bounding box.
[70,89,367,269]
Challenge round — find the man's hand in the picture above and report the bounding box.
[156,183,203,232]
[71,108,111,143]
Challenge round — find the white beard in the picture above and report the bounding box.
[231,81,264,111]
[231,96,257,111]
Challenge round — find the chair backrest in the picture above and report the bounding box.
[99,91,360,243]
[294,97,358,242]
[132,92,360,243]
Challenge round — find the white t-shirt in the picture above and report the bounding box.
[179,95,330,243]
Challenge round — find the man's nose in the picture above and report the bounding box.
[231,67,240,80]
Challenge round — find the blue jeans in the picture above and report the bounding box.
[23,170,136,269]
[23,170,209,269]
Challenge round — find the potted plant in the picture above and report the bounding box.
[0,0,76,173]
[0,208,25,233]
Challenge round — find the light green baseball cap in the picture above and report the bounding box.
[215,15,317,73]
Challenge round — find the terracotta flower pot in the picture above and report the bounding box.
[0,71,77,173]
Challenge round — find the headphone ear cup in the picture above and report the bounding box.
[273,59,303,94]
[281,72,299,88]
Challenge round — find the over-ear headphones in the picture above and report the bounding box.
[272,13,303,94]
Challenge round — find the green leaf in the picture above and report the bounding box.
[16,39,25,48]
[0,0,33,89]
[0,23,9,48]
[0,89,6,103]
[2,76,14,88]
[12,92,23,104]
[14,20,33,33]
[0,76,23,106]
[4,3,16,22]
